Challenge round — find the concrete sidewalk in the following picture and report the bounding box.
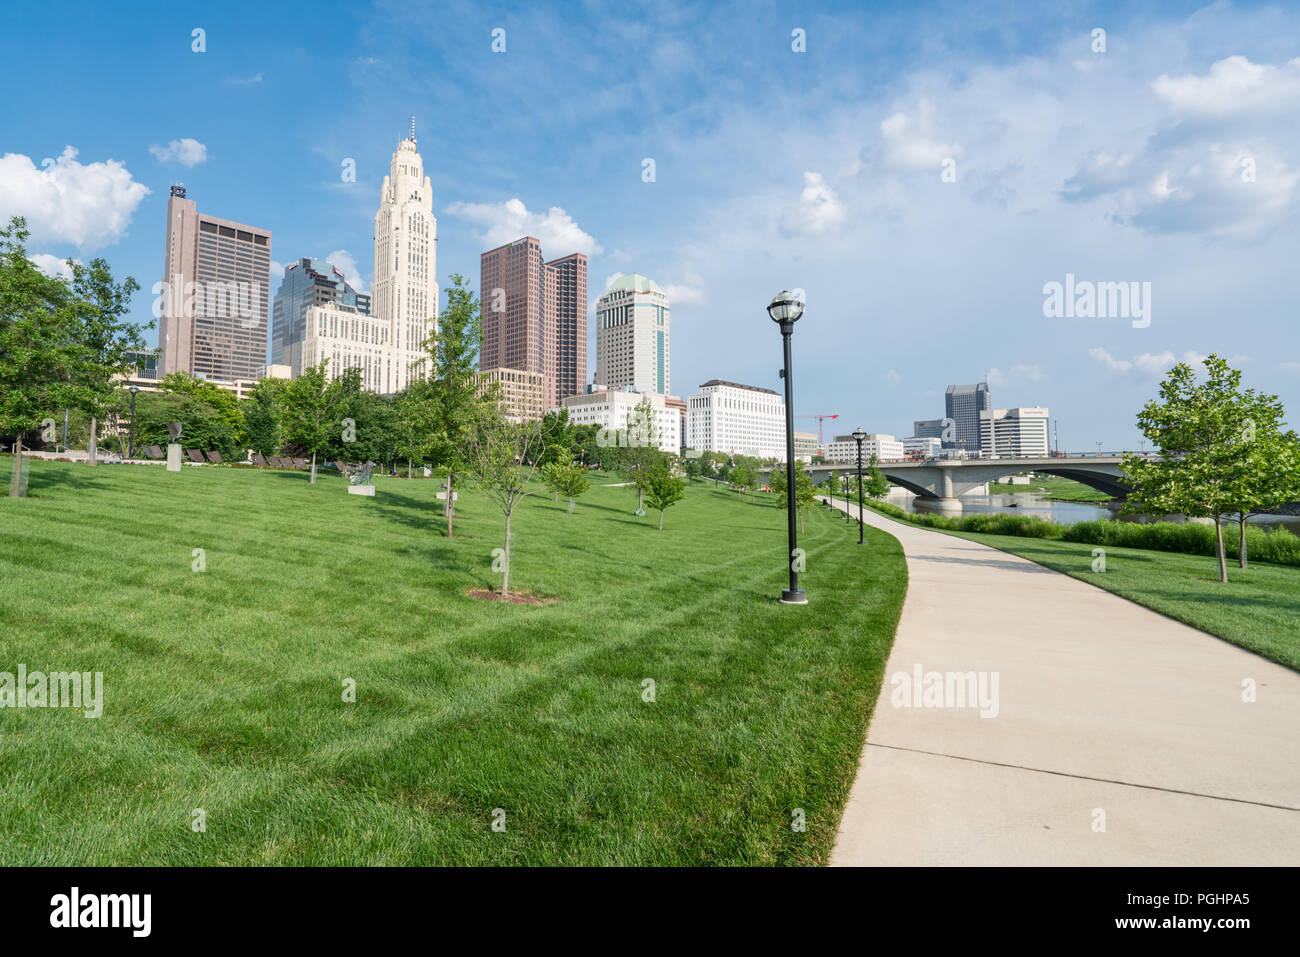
[823,497,1300,865]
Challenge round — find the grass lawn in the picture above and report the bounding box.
[945,530,1300,672]
[0,457,906,865]
[987,475,1111,502]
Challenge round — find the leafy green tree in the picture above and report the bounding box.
[160,372,245,448]
[243,377,290,456]
[1222,385,1300,568]
[643,458,686,530]
[424,274,483,537]
[0,218,88,496]
[731,465,752,498]
[281,362,345,483]
[621,395,664,514]
[69,257,146,465]
[866,456,891,498]
[538,409,576,466]
[1123,354,1253,582]
[131,390,238,457]
[543,450,590,513]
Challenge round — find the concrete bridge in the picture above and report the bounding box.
[760,455,1133,513]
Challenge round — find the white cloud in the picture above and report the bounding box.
[28,253,78,280]
[1089,347,1207,375]
[663,267,705,305]
[878,99,961,172]
[0,146,150,250]
[148,138,207,167]
[603,272,625,290]
[883,369,902,384]
[324,249,368,293]
[268,260,285,282]
[1152,56,1300,117]
[228,73,264,85]
[445,197,601,255]
[781,171,846,234]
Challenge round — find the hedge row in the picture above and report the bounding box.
[853,498,1300,568]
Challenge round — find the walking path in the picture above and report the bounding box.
[823,497,1300,865]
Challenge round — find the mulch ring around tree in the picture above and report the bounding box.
[467,588,555,605]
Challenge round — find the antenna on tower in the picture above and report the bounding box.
[409,115,416,145]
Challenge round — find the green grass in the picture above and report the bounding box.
[0,457,906,865]
[944,531,1300,672]
[987,475,1111,501]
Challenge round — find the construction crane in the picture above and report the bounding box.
[797,414,840,452]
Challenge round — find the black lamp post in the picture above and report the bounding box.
[128,385,141,460]
[769,289,806,605]
[852,427,867,545]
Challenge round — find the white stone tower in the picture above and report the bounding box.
[373,116,438,393]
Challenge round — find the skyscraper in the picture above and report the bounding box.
[158,185,272,381]
[372,118,438,393]
[595,274,670,395]
[271,258,370,374]
[945,382,991,454]
[479,236,588,411]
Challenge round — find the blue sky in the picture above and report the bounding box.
[4,0,1299,450]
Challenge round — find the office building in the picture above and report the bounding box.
[560,388,680,454]
[594,274,670,395]
[945,382,991,453]
[158,185,272,381]
[300,303,392,394]
[826,433,905,464]
[372,118,438,393]
[685,379,785,460]
[479,367,546,423]
[979,407,1050,458]
[903,436,943,459]
[272,258,370,375]
[480,236,588,411]
[794,431,817,462]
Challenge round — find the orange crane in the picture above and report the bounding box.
[797,414,839,452]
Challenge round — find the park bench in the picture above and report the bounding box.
[251,453,268,467]
[144,446,164,460]
[205,451,223,464]
[185,449,206,464]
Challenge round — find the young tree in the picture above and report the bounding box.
[281,361,344,483]
[464,404,546,597]
[1122,354,1255,583]
[243,377,290,457]
[543,450,590,513]
[1222,387,1300,568]
[69,257,146,465]
[643,458,686,530]
[731,465,752,499]
[622,395,663,515]
[865,455,891,498]
[423,274,483,538]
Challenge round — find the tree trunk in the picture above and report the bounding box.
[637,483,644,512]
[798,508,805,534]
[567,497,575,514]
[310,450,317,484]
[446,470,455,538]
[1239,513,1248,569]
[500,512,512,596]
[9,438,24,498]
[407,458,412,480]
[554,490,559,503]
[1214,516,1227,583]
[658,509,664,530]
[87,417,98,466]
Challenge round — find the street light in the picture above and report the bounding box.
[128,385,141,460]
[852,427,867,545]
[768,289,806,605]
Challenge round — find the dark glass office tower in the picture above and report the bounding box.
[271,258,371,373]
[945,382,991,454]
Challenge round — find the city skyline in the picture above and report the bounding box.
[4,0,1299,451]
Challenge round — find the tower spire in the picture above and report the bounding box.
[409,115,416,145]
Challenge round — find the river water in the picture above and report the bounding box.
[882,489,1300,537]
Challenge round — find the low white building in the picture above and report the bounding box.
[560,388,680,454]
[685,379,785,460]
[903,436,943,459]
[979,407,1050,458]
[826,433,905,464]
[302,303,402,394]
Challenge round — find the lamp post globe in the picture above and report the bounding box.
[852,428,867,545]
[772,289,807,605]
